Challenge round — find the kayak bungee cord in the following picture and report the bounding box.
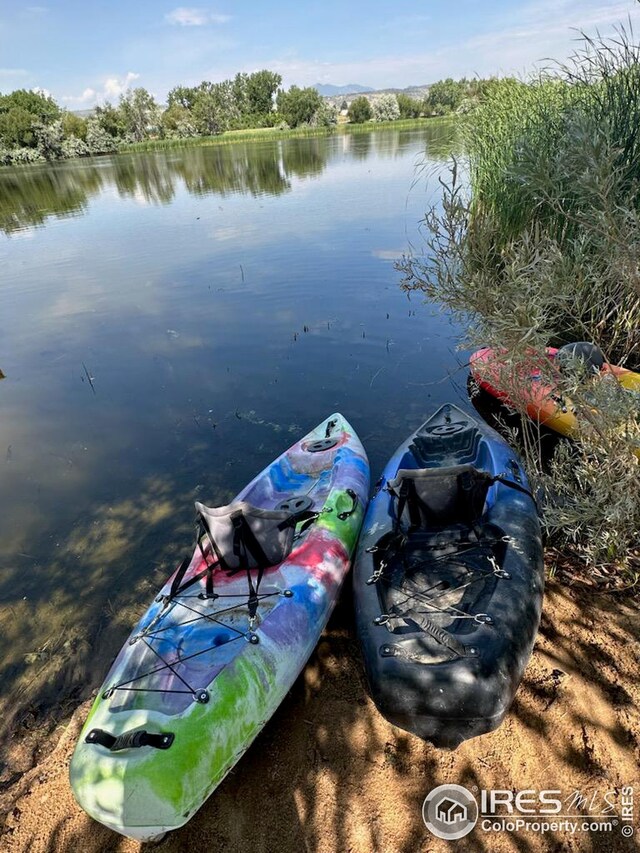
[369,538,505,644]
[364,469,520,658]
[102,588,286,704]
[101,494,329,705]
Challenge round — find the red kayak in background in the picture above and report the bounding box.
[470,342,640,439]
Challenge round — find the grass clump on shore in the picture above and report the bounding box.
[400,24,640,579]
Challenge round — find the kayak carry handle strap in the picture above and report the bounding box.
[337,488,358,521]
[85,728,175,751]
[491,474,537,508]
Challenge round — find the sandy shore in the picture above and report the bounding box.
[1,578,638,853]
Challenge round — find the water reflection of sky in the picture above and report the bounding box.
[0,125,467,728]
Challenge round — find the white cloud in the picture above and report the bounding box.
[61,87,97,106]
[48,0,640,107]
[451,0,639,79]
[104,71,140,98]
[165,7,230,27]
[62,72,140,107]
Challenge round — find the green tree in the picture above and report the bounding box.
[0,106,36,147]
[61,111,87,141]
[396,93,421,118]
[232,73,249,115]
[246,70,282,115]
[86,117,119,154]
[310,101,338,127]
[94,102,127,138]
[347,96,372,123]
[161,103,196,137]
[0,89,59,124]
[61,135,89,158]
[277,86,322,127]
[119,87,159,141]
[192,80,238,135]
[34,118,64,160]
[167,85,198,111]
[0,88,61,148]
[425,79,465,115]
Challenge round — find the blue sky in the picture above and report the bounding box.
[1,0,639,106]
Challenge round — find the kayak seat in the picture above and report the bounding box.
[387,465,492,530]
[556,341,605,374]
[195,499,306,571]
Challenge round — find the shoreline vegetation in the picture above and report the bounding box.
[0,75,487,167]
[120,116,452,153]
[401,23,640,584]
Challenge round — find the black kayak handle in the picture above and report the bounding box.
[337,489,358,520]
[85,728,174,751]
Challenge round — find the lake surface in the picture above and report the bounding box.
[0,124,468,729]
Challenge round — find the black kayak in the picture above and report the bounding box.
[353,404,544,748]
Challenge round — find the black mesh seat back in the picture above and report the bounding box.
[194,500,296,570]
[387,464,493,528]
[557,341,605,374]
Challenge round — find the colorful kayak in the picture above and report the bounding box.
[353,404,544,748]
[470,342,640,438]
[70,413,369,840]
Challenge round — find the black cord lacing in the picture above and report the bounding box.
[104,504,319,704]
[103,589,281,703]
[370,475,518,655]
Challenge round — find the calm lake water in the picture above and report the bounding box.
[0,124,468,729]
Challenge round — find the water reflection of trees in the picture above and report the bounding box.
[0,126,455,234]
[113,154,176,204]
[280,138,326,180]
[425,121,462,160]
[0,162,103,234]
[172,143,291,197]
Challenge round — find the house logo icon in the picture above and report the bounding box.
[422,784,478,840]
[436,796,468,825]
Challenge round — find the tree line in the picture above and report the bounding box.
[0,73,498,166]
[346,78,503,123]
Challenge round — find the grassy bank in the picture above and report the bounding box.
[120,116,450,153]
[401,25,640,578]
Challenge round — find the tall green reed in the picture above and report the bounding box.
[400,24,640,577]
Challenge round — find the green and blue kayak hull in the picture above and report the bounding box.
[70,413,369,840]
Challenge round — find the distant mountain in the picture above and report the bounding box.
[313,83,374,97]
[322,84,430,109]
